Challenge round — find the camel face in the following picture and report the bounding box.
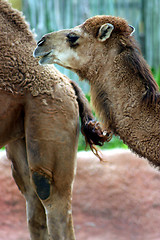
[34,28,84,69]
[34,26,98,73]
[34,16,134,79]
[33,18,115,73]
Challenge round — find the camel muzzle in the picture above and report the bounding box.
[33,44,54,65]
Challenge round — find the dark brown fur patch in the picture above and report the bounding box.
[122,46,160,105]
[82,15,131,38]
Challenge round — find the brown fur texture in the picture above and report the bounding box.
[0,2,109,240]
[0,0,76,98]
[82,15,132,37]
[34,15,160,167]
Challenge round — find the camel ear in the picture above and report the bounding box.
[128,25,135,35]
[98,23,114,42]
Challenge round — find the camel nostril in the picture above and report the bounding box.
[37,37,46,46]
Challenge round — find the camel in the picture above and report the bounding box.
[0,2,109,240]
[34,15,160,167]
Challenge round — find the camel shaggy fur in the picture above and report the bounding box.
[34,15,160,167]
[0,2,109,240]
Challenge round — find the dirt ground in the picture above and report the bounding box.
[1,149,160,240]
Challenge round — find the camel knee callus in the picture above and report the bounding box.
[35,15,160,166]
[32,172,50,200]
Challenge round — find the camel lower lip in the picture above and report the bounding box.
[39,51,53,65]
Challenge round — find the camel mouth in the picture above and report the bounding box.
[38,51,53,65]
[33,48,54,65]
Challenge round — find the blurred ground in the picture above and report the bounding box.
[0,149,160,240]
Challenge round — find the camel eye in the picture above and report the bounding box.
[66,33,80,47]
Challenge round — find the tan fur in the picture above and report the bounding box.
[34,15,160,167]
[0,2,108,240]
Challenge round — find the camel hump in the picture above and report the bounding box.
[0,0,33,40]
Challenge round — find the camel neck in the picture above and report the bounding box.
[89,63,160,166]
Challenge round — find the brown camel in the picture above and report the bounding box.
[34,15,160,167]
[0,2,109,240]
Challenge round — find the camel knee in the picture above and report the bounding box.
[32,172,51,200]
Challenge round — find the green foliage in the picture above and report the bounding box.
[78,133,128,152]
[101,136,128,150]
[9,0,22,10]
[151,67,160,88]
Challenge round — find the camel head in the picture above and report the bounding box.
[33,15,135,80]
